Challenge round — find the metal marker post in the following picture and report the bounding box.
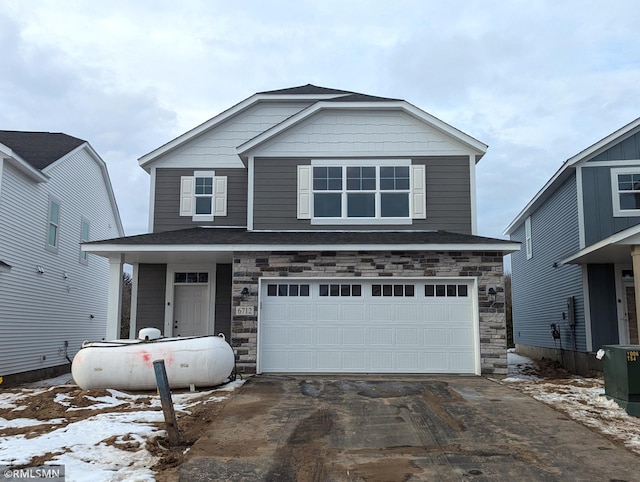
[153,359,181,446]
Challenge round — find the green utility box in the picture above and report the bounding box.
[602,345,640,417]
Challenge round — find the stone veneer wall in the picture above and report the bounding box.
[231,250,506,376]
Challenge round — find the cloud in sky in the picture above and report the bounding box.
[2,0,640,237]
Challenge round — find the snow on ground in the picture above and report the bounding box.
[0,379,244,482]
[503,348,640,455]
[3,353,640,481]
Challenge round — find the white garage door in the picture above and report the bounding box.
[258,278,478,374]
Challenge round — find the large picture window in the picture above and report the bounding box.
[312,162,411,220]
[612,168,640,217]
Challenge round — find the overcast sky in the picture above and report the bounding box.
[2,0,640,239]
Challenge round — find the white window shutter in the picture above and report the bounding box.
[297,165,312,219]
[410,165,426,219]
[180,176,194,216]
[213,176,227,216]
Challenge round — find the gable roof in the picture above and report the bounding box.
[504,116,640,235]
[138,84,484,169]
[0,131,86,170]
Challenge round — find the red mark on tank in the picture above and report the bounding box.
[140,350,152,367]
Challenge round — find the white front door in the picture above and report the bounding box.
[173,285,209,336]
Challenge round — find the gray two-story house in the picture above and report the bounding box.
[506,117,640,374]
[84,85,518,376]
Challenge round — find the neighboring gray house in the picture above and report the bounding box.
[84,85,518,376]
[506,117,640,374]
[0,131,123,384]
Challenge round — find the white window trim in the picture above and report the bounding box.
[45,195,61,254]
[307,159,418,225]
[79,216,90,264]
[179,171,228,222]
[611,167,640,217]
[193,170,216,222]
[525,216,532,259]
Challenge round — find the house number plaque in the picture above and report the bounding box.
[235,306,255,316]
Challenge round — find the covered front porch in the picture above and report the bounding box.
[563,224,640,346]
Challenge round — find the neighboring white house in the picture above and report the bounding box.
[0,131,123,384]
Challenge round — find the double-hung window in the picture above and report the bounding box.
[300,160,423,223]
[179,171,227,222]
[611,167,640,217]
[80,217,90,263]
[46,196,61,253]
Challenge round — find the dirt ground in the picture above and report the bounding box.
[0,384,227,479]
[0,358,605,480]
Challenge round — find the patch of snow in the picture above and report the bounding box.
[0,417,66,429]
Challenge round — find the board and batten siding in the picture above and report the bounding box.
[581,161,640,246]
[153,168,247,232]
[149,102,314,169]
[0,150,121,377]
[135,264,167,333]
[252,156,471,233]
[511,175,586,351]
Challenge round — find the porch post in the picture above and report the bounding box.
[631,245,640,344]
[106,253,124,340]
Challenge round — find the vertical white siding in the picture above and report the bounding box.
[0,149,121,377]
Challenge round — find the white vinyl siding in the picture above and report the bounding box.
[0,149,121,378]
[179,172,228,221]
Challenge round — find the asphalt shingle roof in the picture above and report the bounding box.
[258,84,399,102]
[0,130,85,170]
[86,227,515,249]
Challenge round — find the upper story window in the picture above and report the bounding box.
[79,217,90,264]
[179,171,227,222]
[46,196,61,253]
[525,216,532,259]
[611,167,640,217]
[297,160,425,224]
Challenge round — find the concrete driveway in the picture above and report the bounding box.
[179,376,639,481]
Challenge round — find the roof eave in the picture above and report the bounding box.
[0,143,49,182]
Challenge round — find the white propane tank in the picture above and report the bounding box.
[72,334,235,391]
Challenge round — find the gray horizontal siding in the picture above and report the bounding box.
[153,168,247,233]
[252,156,471,233]
[135,264,167,333]
[511,174,587,351]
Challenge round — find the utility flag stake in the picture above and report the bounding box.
[153,359,181,446]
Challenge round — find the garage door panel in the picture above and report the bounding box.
[260,279,477,374]
[370,304,394,321]
[342,327,367,345]
[423,328,449,346]
[396,328,420,346]
[317,304,340,321]
[341,304,366,321]
[343,352,366,370]
[370,328,394,345]
[317,327,340,345]
[370,352,394,370]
